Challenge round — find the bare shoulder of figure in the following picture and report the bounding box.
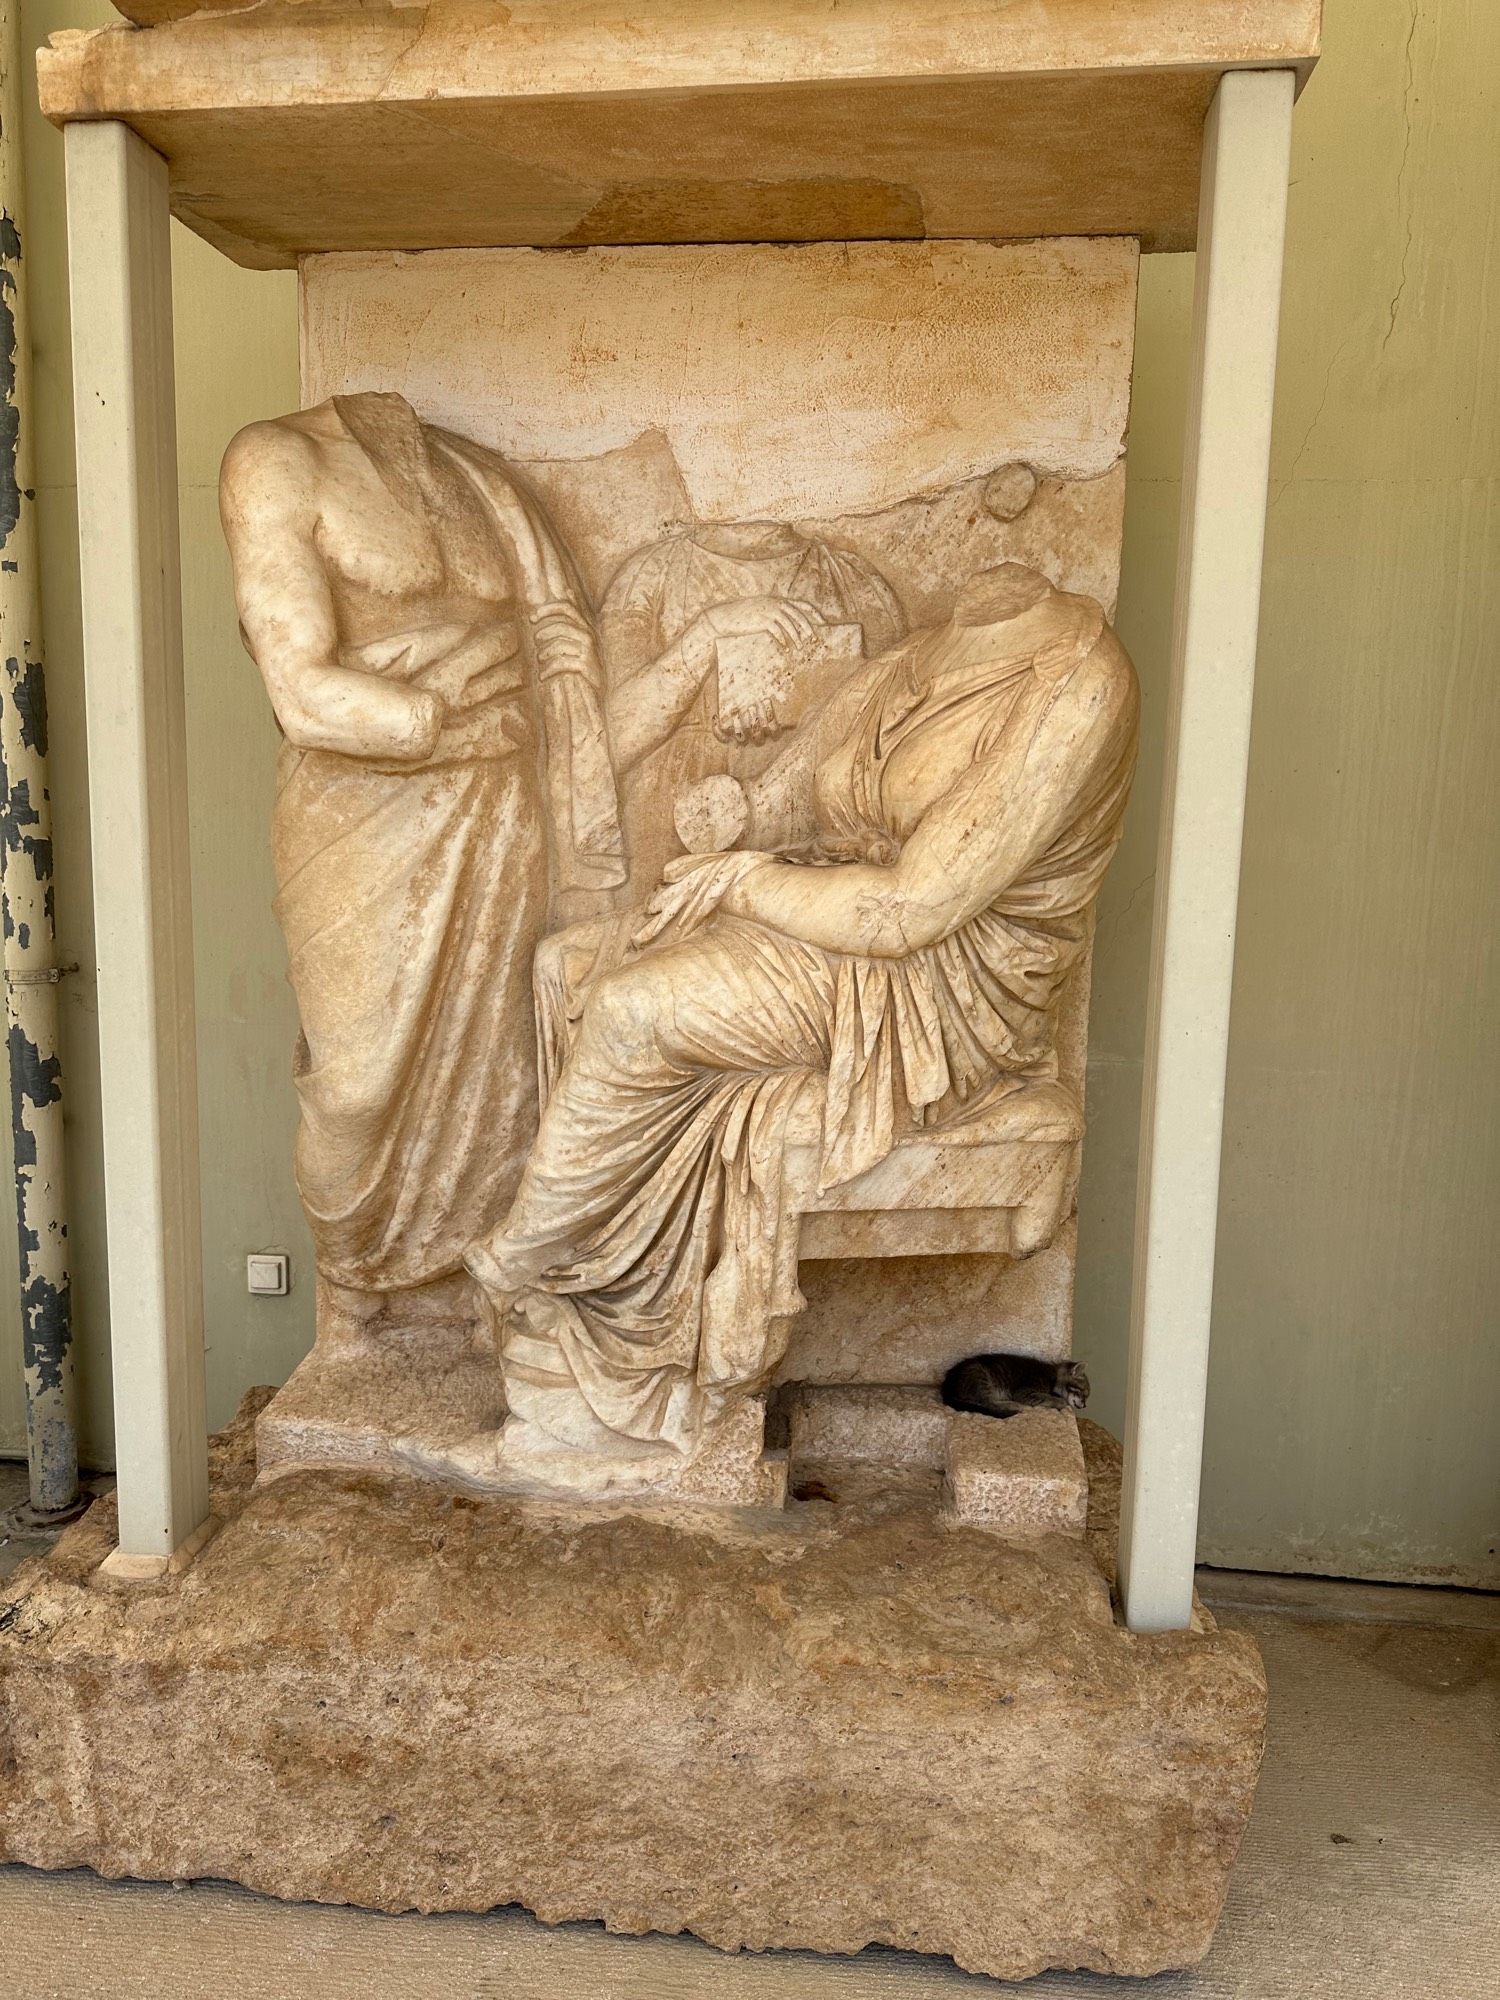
[218,416,322,531]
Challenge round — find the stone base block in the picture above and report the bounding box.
[946,1406,1089,1535]
[460,1392,789,1508]
[256,1280,501,1477]
[258,1295,785,1509]
[0,1396,1265,1984]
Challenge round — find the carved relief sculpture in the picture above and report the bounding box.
[222,386,1138,1503]
[598,522,906,896]
[219,393,830,1313]
[427,562,1139,1495]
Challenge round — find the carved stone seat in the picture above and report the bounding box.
[254,1073,1085,1488]
[787,1076,1084,1264]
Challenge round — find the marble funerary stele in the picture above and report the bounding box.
[220,242,1141,1501]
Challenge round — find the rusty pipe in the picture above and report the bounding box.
[0,7,78,1519]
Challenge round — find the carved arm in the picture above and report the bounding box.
[220,422,444,763]
[723,650,1135,956]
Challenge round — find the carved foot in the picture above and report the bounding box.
[393,1417,682,1499]
[500,1416,683,1495]
[392,1427,510,1493]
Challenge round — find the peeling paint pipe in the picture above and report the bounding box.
[0,9,78,1517]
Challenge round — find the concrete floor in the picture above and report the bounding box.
[1,1467,1496,1999]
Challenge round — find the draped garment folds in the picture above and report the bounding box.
[274,401,625,1291]
[468,583,1138,1455]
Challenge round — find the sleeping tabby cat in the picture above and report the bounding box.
[941,1354,1090,1420]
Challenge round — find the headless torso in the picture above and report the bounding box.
[223,395,589,1309]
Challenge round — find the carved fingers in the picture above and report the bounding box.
[714,697,784,746]
[531,603,600,683]
[411,621,523,709]
[683,594,826,675]
[631,850,776,952]
[703,595,824,648]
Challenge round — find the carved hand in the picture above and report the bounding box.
[531,605,600,683]
[680,595,824,675]
[715,698,783,747]
[631,850,778,952]
[411,623,522,713]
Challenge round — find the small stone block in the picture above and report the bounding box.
[787,1383,948,1471]
[946,1408,1088,1535]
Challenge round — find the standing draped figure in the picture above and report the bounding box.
[221,392,627,1297]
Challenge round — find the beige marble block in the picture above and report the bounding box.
[785,1383,949,1472]
[301,240,1136,524]
[947,1408,1090,1538]
[199,237,1144,1507]
[287,239,1136,1430]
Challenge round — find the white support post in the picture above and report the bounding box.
[65,122,209,1575]
[1118,69,1295,1633]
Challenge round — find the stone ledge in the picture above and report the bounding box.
[0,1401,1264,1983]
[785,1382,948,1471]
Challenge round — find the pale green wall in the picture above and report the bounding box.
[1080,0,1500,1586]
[4,1,1496,1584]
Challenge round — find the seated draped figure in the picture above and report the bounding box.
[399,561,1139,1496]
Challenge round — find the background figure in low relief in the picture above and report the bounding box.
[599,523,906,898]
[417,564,1137,1495]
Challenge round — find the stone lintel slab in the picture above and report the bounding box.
[946,1407,1090,1536]
[49,2,1326,114]
[37,3,1321,267]
[0,1400,1265,1983]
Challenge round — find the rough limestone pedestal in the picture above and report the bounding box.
[0,1394,1265,1983]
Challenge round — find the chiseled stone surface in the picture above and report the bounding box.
[0,1398,1264,1982]
[42,5,1321,263]
[946,1407,1090,1537]
[785,1382,948,1471]
[243,242,1141,1499]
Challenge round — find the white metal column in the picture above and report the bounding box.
[1118,69,1296,1633]
[65,121,209,1574]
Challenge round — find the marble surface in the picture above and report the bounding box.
[38,5,1321,264]
[232,240,1139,1499]
[946,1408,1089,1536]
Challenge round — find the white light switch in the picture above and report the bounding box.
[246,1252,290,1297]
